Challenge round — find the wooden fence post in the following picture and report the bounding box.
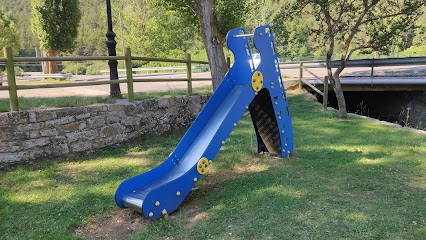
[323,76,328,110]
[4,47,19,111]
[125,47,134,102]
[299,62,303,89]
[186,53,192,96]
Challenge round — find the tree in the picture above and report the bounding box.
[31,0,81,74]
[163,0,247,91]
[0,10,20,86]
[0,10,20,57]
[281,0,425,118]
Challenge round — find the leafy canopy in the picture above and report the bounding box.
[31,0,81,52]
[0,10,20,56]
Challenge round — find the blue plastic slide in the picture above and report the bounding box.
[115,25,294,220]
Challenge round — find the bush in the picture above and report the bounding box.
[86,62,109,75]
[62,62,87,75]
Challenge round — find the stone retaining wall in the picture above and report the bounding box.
[0,95,210,165]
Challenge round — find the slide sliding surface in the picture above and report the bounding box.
[115,25,293,220]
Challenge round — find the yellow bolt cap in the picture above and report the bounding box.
[283,149,285,152]
[233,123,237,127]
[149,212,153,217]
[209,160,212,164]
[222,141,225,145]
[275,102,278,105]
[155,201,160,207]
[194,177,198,182]
[176,191,181,196]
[255,92,258,95]
[282,130,284,133]
[162,209,167,215]
[245,106,248,110]
[271,86,274,89]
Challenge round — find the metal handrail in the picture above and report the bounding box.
[281,56,426,69]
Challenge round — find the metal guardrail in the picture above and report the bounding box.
[292,56,425,106]
[0,47,212,112]
[280,56,426,69]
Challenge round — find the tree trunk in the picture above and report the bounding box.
[331,72,347,118]
[194,0,228,91]
[325,35,347,119]
[42,49,59,74]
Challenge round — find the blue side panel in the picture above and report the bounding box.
[115,25,295,220]
[253,25,294,157]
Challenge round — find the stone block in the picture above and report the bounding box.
[87,116,106,128]
[0,142,20,152]
[108,104,125,111]
[124,104,143,115]
[44,143,69,157]
[46,116,75,126]
[70,141,93,153]
[75,113,90,120]
[23,138,49,149]
[7,131,30,141]
[36,111,57,122]
[0,152,26,163]
[40,128,59,137]
[106,115,121,124]
[157,98,169,108]
[29,111,37,123]
[29,131,40,138]
[66,130,98,143]
[100,124,121,138]
[16,122,45,131]
[122,117,141,126]
[28,148,45,160]
[62,122,86,132]
[1,112,29,124]
[55,108,86,118]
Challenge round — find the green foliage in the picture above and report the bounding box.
[85,61,109,75]
[284,0,425,58]
[0,0,38,50]
[273,11,314,59]
[30,0,81,52]
[162,0,247,41]
[0,10,20,57]
[412,7,426,46]
[14,66,24,74]
[62,62,87,75]
[215,0,247,37]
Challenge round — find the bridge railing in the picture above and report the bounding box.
[282,56,426,110]
[0,47,211,112]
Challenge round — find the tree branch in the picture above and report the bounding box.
[360,12,408,25]
[346,45,371,61]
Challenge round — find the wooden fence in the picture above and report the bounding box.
[0,47,211,111]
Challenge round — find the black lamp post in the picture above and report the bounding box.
[106,0,121,98]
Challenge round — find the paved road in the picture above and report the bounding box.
[0,65,424,98]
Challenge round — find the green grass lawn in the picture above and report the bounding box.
[0,86,213,112]
[1,92,425,239]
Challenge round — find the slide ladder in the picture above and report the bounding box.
[115,25,294,220]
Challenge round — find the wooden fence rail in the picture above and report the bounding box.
[0,47,212,112]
